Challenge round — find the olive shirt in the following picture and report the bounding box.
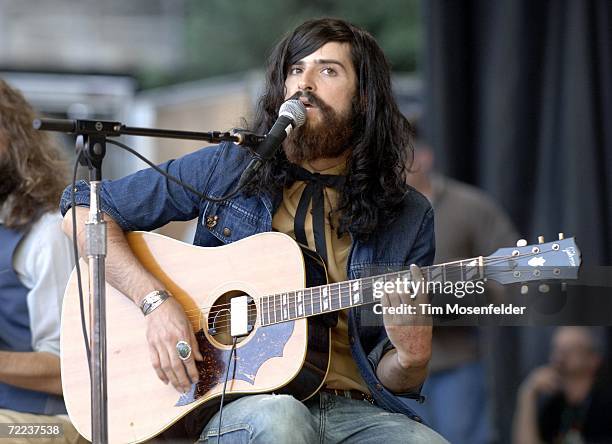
[272,161,370,394]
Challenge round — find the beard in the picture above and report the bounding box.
[283,91,356,165]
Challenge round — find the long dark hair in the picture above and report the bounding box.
[0,78,68,231]
[247,18,413,241]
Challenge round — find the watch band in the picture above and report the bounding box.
[140,290,171,316]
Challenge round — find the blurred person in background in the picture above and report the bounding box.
[513,327,612,444]
[0,79,85,444]
[406,117,518,444]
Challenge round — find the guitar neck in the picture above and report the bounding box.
[258,257,485,327]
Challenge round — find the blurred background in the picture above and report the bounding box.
[1,0,610,442]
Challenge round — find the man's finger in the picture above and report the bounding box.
[148,344,168,385]
[381,291,391,308]
[184,353,200,384]
[159,349,182,392]
[191,332,204,362]
[172,353,193,393]
[410,263,424,282]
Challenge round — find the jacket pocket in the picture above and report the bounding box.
[201,199,264,244]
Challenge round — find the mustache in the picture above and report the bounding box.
[288,91,329,110]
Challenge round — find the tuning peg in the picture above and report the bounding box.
[516,239,528,247]
[558,232,565,240]
[538,284,550,293]
[538,236,545,244]
[521,285,529,295]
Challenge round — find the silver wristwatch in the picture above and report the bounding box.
[139,290,171,316]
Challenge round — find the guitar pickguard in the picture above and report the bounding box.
[175,322,294,406]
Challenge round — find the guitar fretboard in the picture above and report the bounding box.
[259,258,484,326]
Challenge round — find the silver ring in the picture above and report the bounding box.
[176,340,192,361]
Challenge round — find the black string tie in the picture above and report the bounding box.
[285,163,346,266]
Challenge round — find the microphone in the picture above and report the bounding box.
[237,99,307,188]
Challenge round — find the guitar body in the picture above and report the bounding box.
[61,228,581,443]
[60,231,331,443]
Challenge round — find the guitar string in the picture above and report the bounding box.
[179,247,559,318]
[182,256,565,329]
[179,249,553,316]
[183,249,564,328]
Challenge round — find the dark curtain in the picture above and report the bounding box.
[423,0,611,264]
[423,1,612,442]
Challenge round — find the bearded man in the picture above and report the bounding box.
[62,18,446,443]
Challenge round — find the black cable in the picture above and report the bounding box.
[70,139,251,432]
[106,140,248,203]
[217,337,238,443]
[71,149,91,373]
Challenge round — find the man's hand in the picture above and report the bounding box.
[520,365,562,398]
[63,207,205,394]
[381,264,432,369]
[513,365,561,444]
[376,264,432,393]
[145,298,204,393]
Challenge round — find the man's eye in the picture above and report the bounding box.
[322,67,337,76]
[289,67,302,75]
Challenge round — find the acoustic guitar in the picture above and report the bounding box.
[60,231,581,443]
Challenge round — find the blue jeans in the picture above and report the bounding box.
[408,361,490,444]
[198,393,448,443]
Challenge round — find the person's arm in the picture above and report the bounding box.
[62,207,203,393]
[376,264,432,393]
[0,351,62,395]
[512,366,561,444]
[376,205,435,393]
[59,148,227,393]
[5,213,73,396]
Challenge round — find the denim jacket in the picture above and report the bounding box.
[60,142,435,423]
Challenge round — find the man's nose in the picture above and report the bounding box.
[298,69,316,92]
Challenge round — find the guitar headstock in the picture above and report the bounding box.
[484,234,581,285]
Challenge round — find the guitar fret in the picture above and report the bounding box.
[297,291,303,317]
[431,266,442,283]
[274,294,279,323]
[281,293,289,321]
[322,286,329,311]
[288,292,297,319]
[330,284,339,311]
[260,296,265,326]
[305,290,312,316]
[337,283,343,309]
[319,286,323,313]
[351,280,360,305]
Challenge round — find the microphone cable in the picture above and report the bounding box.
[69,139,256,435]
[217,337,238,443]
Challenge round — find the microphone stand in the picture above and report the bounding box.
[34,118,263,444]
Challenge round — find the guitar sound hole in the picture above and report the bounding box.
[207,291,257,346]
